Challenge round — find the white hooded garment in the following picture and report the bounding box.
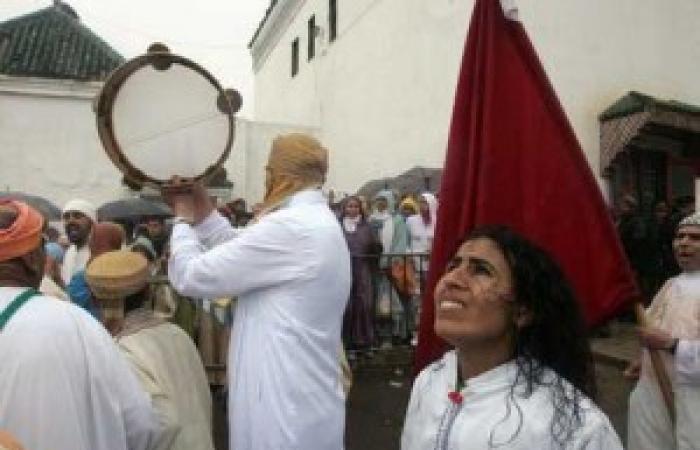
[0,288,161,450]
[406,192,438,273]
[406,193,437,255]
[168,189,351,450]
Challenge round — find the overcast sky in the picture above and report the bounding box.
[0,0,270,118]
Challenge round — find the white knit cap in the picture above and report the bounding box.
[63,199,97,222]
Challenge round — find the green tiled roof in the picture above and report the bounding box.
[600,91,700,122]
[0,2,124,81]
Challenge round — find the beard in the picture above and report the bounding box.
[65,224,87,246]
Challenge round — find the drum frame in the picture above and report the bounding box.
[95,50,235,188]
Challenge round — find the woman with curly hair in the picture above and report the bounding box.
[401,226,621,449]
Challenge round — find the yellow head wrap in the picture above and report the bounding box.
[399,197,419,215]
[263,133,328,212]
[0,430,25,450]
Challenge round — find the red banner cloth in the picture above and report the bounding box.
[414,0,639,372]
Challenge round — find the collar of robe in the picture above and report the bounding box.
[446,351,527,395]
[116,307,165,339]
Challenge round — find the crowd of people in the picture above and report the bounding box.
[2,133,700,450]
[615,195,694,301]
[337,190,438,360]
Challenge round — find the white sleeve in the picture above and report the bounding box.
[580,422,623,450]
[400,369,431,450]
[575,405,623,450]
[168,214,315,299]
[120,386,168,450]
[119,348,180,450]
[192,210,240,248]
[676,339,700,383]
[108,345,163,450]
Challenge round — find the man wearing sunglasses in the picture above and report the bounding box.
[60,199,96,285]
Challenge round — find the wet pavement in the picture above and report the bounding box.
[345,347,413,450]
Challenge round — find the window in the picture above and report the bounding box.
[329,0,337,42]
[291,38,299,77]
[308,15,316,61]
[0,32,9,61]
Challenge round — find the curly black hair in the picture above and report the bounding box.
[464,225,596,448]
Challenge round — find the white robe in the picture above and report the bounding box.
[402,351,622,450]
[61,243,90,285]
[677,339,700,382]
[168,189,351,450]
[406,214,434,254]
[406,193,437,253]
[39,275,69,300]
[628,273,700,450]
[0,287,161,450]
[406,193,437,273]
[116,309,214,450]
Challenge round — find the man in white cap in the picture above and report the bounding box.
[627,211,700,449]
[0,200,162,450]
[86,250,214,450]
[165,134,351,450]
[61,199,97,285]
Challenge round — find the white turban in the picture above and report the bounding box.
[679,212,700,228]
[63,199,97,223]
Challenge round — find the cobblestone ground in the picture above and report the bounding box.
[214,331,638,450]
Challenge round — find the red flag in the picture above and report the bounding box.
[415,0,639,371]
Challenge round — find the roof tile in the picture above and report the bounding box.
[0,3,124,81]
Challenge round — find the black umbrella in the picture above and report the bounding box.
[0,191,62,220]
[357,166,442,199]
[98,198,172,221]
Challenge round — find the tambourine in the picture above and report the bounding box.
[95,43,241,189]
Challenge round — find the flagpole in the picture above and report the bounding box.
[634,302,676,427]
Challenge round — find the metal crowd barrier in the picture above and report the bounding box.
[351,252,431,346]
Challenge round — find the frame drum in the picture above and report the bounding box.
[95,44,239,188]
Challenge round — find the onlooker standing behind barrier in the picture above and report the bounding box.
[340,195,381,356]
[369,190,411,343]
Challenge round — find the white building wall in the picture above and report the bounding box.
[251,0,700,194]
[0,76,128,208]
[0,76,305,208]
